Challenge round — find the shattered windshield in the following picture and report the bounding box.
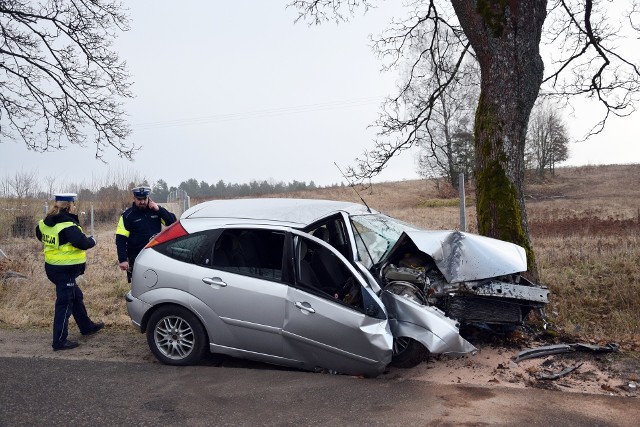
[350,214,419,268]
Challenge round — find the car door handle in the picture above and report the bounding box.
[202,277,227,287]
[294,301,315,314]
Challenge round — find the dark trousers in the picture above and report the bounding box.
[126,252,140,283]
[126,258,135,283]
[45,264,94,348]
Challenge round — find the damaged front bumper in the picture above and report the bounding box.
[453,277,549,303]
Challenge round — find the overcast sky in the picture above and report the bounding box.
[2,1,639,191]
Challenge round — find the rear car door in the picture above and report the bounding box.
[185,228,288,358]
[282,233,392,376]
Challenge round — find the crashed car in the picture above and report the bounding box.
[125,198,548,377]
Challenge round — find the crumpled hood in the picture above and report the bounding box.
[387,230,528,283]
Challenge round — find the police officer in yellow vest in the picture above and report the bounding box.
[35,193,104,351]
[116,185,177,282]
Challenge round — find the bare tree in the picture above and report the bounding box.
[43,174,57,199]
[0,175,10,197]
[415,62,479,188]
[0,0,135,160]
[5,169,39,198]
[377,9,480,189]
[398,19,480,188]
[526,102,570,178]
[289,0,640,278]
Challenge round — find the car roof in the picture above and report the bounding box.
[181,198,376,227]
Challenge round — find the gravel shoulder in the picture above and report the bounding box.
[1,326,638,397]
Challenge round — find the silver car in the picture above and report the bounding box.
[125,198,548,377]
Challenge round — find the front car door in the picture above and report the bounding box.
[281,233,392,376]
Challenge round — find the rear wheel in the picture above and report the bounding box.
[146,305,207,366]
[390,337,429,368]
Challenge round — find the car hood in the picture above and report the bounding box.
[384,230,528,283]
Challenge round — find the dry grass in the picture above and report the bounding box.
[1,164,639,350]
[535,235,640,340]
[0,225,131,331]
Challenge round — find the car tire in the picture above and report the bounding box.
[146,305,207,366]
[390,337,429,368]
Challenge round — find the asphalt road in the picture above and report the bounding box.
[1,356,638,427]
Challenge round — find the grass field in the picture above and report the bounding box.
[1,164,638,351]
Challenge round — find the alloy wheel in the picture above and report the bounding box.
[153,315,195,360]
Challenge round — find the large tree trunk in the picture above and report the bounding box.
[451,0,546,280]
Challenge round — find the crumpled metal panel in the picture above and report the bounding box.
[458,281,549,303]
[380,289,477,355]
[400,230,528,283]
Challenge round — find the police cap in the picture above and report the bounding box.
[132,185,151,198]
[54,193,77,202]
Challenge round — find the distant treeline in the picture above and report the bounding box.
[70,178,333,202]
[1,169,343,201]
[165,178,324,201]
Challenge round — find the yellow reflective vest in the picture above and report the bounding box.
[38,220,87,265]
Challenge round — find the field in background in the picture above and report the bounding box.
[1,164,639,350]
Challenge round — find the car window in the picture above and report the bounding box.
[294,236,364,311]
[305,214,351,260]
[155,232,213,265]
[211,229,285,282]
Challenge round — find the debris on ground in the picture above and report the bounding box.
[515,342,619,362]
[537,362,584,380]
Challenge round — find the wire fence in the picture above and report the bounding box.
[166,189,191,218]
[0,188,191,245]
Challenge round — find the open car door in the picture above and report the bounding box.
[281,233,393,377]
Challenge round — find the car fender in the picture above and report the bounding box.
[380,284,476,355]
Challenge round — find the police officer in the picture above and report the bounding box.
[35,193,104,351]
[116,185,177,282]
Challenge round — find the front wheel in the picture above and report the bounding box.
[146,305,207,366]
[390,337,429,368]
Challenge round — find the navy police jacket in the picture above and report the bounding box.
[115,204,176,263]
